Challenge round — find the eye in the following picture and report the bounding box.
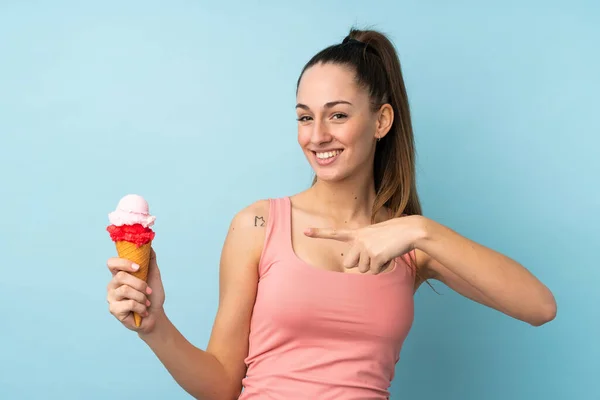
[332,113,347,120]
[297,116,312,122]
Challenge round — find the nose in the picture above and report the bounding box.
[310,118,332,145]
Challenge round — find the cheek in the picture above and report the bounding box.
[336,121,373,148]
[297,126,311,148]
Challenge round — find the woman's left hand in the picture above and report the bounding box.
[304,215,425,274]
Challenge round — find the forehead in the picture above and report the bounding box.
[296,63,366,106]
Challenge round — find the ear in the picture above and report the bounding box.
[374,104,394,140]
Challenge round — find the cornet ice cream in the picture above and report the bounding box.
[106,194,156,327]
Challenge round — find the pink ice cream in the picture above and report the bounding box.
[108,194,156,228]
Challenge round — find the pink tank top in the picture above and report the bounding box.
[239,197,415,399]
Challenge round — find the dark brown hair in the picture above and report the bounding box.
[297,27,422,222]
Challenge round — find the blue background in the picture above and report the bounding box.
[0,1,598,399]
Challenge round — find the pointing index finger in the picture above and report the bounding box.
[304,227,354,242]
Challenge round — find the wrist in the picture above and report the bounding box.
[409,215,433,250]
[138,309,169,343]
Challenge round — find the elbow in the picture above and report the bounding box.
[528,292,557,327]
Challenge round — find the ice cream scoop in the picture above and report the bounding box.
[108,194,156,228]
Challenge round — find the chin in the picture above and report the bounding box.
[314,171,344,182]
[311,164,353,182]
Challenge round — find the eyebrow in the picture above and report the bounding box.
[295,100,353,111]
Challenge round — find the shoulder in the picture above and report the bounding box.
[222,199,271,261]
[229,199,271,230]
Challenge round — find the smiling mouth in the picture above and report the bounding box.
[315,150,342,159]
[312,149,343,165]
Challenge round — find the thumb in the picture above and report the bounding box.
[304,227,354,242]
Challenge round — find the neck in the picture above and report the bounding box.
[309,171,376,224]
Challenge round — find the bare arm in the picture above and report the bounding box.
[413,216,557,326]
[138,200,269,399]
[138,313,234,399]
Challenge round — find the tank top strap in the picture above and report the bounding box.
[275,196,292,238]
[257,197,292,278]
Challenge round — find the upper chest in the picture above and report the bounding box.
[290,208,394,275]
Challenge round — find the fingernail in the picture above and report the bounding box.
[146,286,152,295]
[146,299,151,306]
[132,263,140,271]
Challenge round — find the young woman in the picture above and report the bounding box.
[105,28,557,400]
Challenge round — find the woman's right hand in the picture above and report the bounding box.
[106,248,166,334]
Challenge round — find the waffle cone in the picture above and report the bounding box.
[115,241,152,327]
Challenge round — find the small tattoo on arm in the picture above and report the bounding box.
[254,216,265,227]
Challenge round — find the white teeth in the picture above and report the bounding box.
[316,150,342,159]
